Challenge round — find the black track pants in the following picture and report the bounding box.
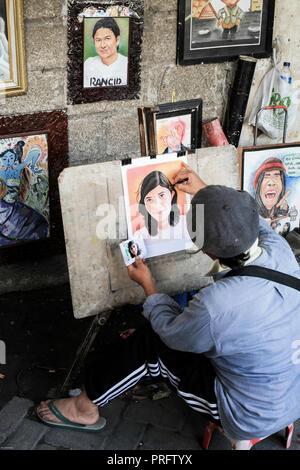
[84,324,220,422]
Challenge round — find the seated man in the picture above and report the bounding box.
[37,164,300,441]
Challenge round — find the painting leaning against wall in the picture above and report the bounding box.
[0,134,50,247]
[242,144,300,237]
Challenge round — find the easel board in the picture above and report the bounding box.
[58,145,240,319]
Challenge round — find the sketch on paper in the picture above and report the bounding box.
[242,145,300,236]
[0,134,50,246]
[121,154,193,258]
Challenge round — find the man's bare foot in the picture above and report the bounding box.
[37,391,99,425]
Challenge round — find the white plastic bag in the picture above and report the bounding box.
[248,63,298,140]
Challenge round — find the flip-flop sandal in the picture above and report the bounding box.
[36,400,107,433]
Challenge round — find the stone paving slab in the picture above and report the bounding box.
[1,394,300,451]
[141,424,202,451]
[0,397,33,446]
[123,396,187,432]
[4,418,47,450]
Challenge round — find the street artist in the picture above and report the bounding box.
[37,163,300,441]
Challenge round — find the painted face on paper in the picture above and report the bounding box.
[94,27,120,64]
[144,185,173,223]
[260,169,283,211]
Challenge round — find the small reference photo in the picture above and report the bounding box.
[119,237,147,266]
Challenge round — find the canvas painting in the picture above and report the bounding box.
[83,16,129,89]
[0,0,27,97]
[0,0,9,82]
[0,134,50,246]
[177,0,274,64]
[67,1,143,104]
[137,99,202,157]
[156,114,192,155]
[190,0,262,49]
[242,145,300,236]
[121,154,193,258]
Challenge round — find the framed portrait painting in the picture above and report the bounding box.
[0,110,68,264]
[121,154,194,259]
[0,0,27,97]
[67,1,144,104]
[241,143,300,237]
[138,99,202,157]
[177,0,275,65]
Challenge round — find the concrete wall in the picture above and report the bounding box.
[240,0,300,146]
[1,0,300,294]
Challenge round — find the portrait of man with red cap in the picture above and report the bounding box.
[254,157,290,224]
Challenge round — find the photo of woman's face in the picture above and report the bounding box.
[144,185,172,222]
[129,243,138,256]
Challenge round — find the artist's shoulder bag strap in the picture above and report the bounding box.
[224,265,300,292]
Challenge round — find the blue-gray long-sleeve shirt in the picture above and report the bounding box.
[143,217,300,439]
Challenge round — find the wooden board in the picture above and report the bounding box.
[58,145,240,318]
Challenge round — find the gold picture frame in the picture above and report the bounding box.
[0,0,27,97]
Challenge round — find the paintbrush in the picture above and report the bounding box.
[170,177,189,190]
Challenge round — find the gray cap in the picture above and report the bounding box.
[186,185,259,258]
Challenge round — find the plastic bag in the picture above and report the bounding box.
[248,64,299,139]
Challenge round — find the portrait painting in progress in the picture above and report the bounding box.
[121,154,193,258]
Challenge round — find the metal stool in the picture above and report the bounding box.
[203,421,294,450]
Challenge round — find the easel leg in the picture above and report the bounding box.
[60,311,112,394]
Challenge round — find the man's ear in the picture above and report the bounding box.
[116,35,120,47]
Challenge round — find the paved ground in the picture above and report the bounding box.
[1,284,300,454]
[1,394,300,452]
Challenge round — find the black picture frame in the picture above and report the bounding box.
[138,99,202,157]
[0,110,68,265]
[67,0,144,105]
[177,0,275,65]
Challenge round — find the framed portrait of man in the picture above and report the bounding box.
[83,16,129,89]
[67,1,144,104]
[138,99,202,157]
[240,143,300,237]
[0,0,27,97]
